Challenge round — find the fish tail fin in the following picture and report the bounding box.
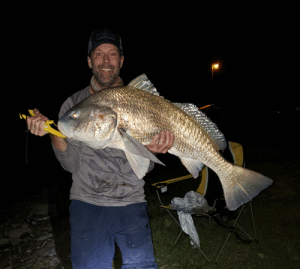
[219,164,273,211]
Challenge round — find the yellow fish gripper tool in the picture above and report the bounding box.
[19,109,66,138]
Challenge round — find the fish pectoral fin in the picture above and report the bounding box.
[124,151,150,179]
[119,128,165,166]
[179,157,204,178]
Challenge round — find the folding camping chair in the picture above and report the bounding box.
[152,141,258,263]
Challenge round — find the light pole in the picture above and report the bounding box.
[211,62,220,112]
[211,63,219,79]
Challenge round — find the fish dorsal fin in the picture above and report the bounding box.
[173,103,227,151]
[128,74,161,96]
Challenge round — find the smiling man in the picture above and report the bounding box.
[87,33,124,91]
[27,29,174,269]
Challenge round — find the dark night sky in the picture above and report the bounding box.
[14,4,298,121]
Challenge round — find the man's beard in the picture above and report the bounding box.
[91,62,121,90]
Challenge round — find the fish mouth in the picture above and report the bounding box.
[57,121,71,138]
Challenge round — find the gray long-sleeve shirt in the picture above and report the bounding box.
[53,86,154,207]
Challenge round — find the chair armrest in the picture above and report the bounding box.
[152,174,194,188]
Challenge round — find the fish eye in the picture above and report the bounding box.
[72,112,80,118]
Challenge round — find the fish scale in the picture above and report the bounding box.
[58,74,273,211]
[111,88,206,158]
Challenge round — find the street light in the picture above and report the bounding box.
[211,63,219,79]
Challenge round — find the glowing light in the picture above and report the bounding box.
[211,62,220,79]
[212,63,219,70]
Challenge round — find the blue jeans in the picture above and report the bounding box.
[70,200,158,269]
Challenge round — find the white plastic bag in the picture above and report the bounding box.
[171,191,212,248]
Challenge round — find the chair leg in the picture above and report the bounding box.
[154,189,214,263]
[165,207,212,262]
[249,201,258,242]
[192,239,212,263]
[173,229,183,246]
[215,202,257,262]
[215,205,245,262]
[172,225,212,262]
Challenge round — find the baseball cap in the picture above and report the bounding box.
[88,29,123,56]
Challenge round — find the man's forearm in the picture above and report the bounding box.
[50,134,68,152]
[51,134,81,173]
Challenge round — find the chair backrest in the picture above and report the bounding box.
[195,141,244,196]
[228,141,244,167]
[196,167,208,196]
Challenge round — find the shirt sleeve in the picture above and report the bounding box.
[52,97,82,173]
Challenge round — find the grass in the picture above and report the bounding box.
[6,142,300,268]
[48,144,300,268]
[141,146,300,269]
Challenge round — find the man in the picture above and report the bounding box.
[27,29,174,269]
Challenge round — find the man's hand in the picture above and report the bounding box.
[26,108,68,152]
[26,108,49,136]
[145,131,175,154]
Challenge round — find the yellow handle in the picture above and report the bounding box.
[28,109,36,117]
[44,121,66,138]
[19,110,66,138]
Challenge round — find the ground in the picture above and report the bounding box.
[3,111,299,268]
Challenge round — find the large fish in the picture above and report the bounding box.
[58,74,273,211]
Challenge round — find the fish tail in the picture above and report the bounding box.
[219,164,273,211]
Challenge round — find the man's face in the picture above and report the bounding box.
[88,43,124,89]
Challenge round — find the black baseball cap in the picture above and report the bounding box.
[88,29,123,56]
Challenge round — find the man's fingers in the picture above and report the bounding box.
[145,131,175,154]
[165,131,172,145]
[150,134,160,146]
[158,131,166,145]
[33,108,40,115]
[170,132,175,146]
[26,110,49,136]
[36,119,46,136]
[157,131,174,153]
[31,118,44,135]
[164,132,174,151]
